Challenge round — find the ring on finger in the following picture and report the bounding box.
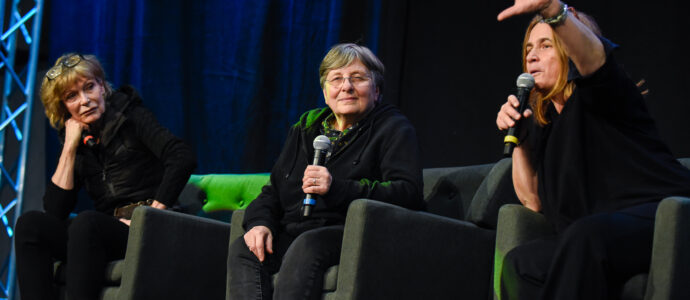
[313,178,317,185]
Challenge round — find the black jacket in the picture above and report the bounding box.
[243,103,424,236]
[44,86,196,219]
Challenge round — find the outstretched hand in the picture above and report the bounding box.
[497,0,553,21]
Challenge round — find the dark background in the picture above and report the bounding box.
[17,0,690,211]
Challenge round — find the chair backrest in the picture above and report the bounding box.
[423,158,519,229]
[423,163,494,220]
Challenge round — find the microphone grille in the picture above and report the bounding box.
[516,73,535,89]
[313,135,332,151]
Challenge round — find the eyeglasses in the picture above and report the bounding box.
[326,75,371,88]
[45,54,84,80]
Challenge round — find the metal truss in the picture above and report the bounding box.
[0,0,44,299]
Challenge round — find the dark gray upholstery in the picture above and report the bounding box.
[83,207,231,300]
[227,158,516,299]
[493,196,690,300]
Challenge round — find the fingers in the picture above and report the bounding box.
[523,108,533,118]
[119,218,131,226]
[497,95,533,130]
[254,234,266,262]
[244,226,272,262]
[498,0,553,21]
[302,166,332,195]
[497,5,522,21]
[265,233,273,254]
[302,166,332,190]
[151,200,167,210]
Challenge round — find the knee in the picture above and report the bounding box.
[501,247,524,277]
[561,216,609,249]
[68,211,105,242]
[228,236,257,265]
[15,211,51,243]
[284,227,343,263]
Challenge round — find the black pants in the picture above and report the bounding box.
[14,210,129,300]
[500,202,658,300]
[227,225,344,300]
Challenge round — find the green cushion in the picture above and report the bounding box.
[187,173,270,212]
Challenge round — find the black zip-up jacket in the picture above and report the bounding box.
[243,103,424,236]
[44,85,196,219]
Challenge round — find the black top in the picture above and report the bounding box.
[526,40,690,232]
[243,103,425,237]
[44,86,197,219]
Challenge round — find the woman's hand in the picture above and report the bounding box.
[64,118,87,150]
[302,165,332,196]
[151,200,167,210]
[51,118,89,190]
[497,95,533,130]
[498,0,558,21]
[244,225,273,262]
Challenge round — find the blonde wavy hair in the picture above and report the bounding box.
[40,53,113,129]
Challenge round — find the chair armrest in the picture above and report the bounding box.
[646,196,690,300]
[334,199,495,299]
[228,209,246,244]
[118,206,231,299]
[493,204,553,300]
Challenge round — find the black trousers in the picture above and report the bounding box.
[227,225,344,300]
[14,210,129,300]
[500,202,658,300]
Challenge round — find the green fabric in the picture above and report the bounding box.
[187,173,270,212]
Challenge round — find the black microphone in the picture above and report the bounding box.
[504,73,535,156]
[302,135,332,217]
[82,130,96,148]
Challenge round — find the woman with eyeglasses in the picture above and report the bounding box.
[14,53,196,300]
[227,43,424,299]
[495,1,690,299]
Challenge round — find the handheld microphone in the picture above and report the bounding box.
[504,73,535,156]
[302,135,332,217]
[82,130,96,148]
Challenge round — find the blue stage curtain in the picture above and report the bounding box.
[46,0,381,173]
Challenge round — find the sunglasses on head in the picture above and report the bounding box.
[45,54,84,80]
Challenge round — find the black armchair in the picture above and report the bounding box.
[227,158,518,299]
[492,159,690,300]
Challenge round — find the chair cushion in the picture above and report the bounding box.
[104,260,124,285]
[620,273,647,300]
[465,158,520,229]
[322,265,339,292]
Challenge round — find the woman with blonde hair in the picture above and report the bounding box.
[14,53,196,300]
[496,1,690,299]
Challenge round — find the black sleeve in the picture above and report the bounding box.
[326,117,425,211]
[128,104,197,207]
[242,127,297,234]
[43,180,79,220]
[575,37,649,124]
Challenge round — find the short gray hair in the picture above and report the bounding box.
[319,43,384,99]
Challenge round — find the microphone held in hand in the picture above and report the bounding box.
[302,135,332,217]
[82,130,96,148]
[504,73,535,156]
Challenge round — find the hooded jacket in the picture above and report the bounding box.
[44,85,196,219]
[243,103,424,236]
